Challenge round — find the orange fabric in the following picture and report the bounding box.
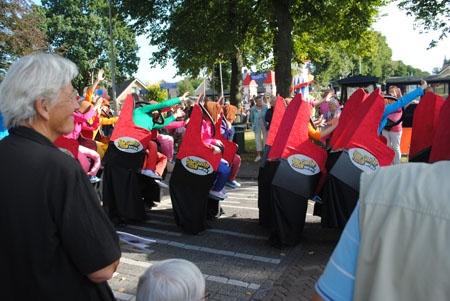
[100,116,118,125]
[308,123,321,141]
[400,127,412,155]
[85,87,95,103]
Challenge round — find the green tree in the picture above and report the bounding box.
[42,0,139,92]
[145,83,168,102]
[390,60,429,77]
[120,0,267,106]
[176,79,194,96]
[120,0,386,101]
[0,0,48,72]
[398,0,450,47]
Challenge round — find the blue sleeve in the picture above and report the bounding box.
[378,87,424,133]
[315,203,360,301]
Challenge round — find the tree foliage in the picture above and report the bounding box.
[0,0,48,71]
[120,0,389,99]
[389,60,429,77]
[145,83,168,102]
[307,30,428,85]
[42,0,139,92]
[176,79,194,95]
[398,0,450,47]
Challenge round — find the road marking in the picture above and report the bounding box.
[221,200,241,204]
[121,230,280,264]
[120,257,261,290]
[221,204,259,211]
[145,219,266,240]
[226,192,257,197]
[126,225,182,237]
[227,196,257,201]
[233,187,258,191]
[121,256,152,268]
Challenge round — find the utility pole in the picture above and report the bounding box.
[108,0,117,111]
[219,61,224,98]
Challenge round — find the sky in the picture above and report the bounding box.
[134,2,450,84]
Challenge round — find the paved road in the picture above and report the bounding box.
[109,180,339,301]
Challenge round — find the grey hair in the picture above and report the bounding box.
[0,52,78,128]
[136,259,205,301]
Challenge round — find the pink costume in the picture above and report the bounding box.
[66,107,101,176]
[65,107,97,140]
[157,121,186,161]
[78,145,101,176]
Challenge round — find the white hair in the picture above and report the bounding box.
[0,52,78,128]
[136,259,205,301]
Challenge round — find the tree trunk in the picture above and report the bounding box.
[229,48,243,108]
[272,0,293,97]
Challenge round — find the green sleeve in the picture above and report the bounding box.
[137,97,181,114]
[153,115,176,129]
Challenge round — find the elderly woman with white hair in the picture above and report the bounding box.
[136,259,206,301]
[0,52,121,301]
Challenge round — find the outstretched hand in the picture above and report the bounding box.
[180,92,189,102]
[97,69,105,81]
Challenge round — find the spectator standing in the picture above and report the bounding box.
[264,95,276,130]
[381,85,403,164]
[379,80,427,164]
[249,95,268,162]
[0,53,121,301]
[314,161,450,301]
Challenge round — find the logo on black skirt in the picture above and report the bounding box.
[181,156,213,175]
[349,148,379,172]
[114,137,144,153]
[287,154,320,176]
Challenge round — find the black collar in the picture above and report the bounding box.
[8,126,57,148]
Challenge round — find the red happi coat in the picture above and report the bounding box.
[110,94,152,151]
[429,95,450,163]
[331,89,394,166]
[409,92,445,158]
[268,94,327,172]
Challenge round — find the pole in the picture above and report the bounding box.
[203,78,206,96]
[219,61,224,98]
[108,0,117,111]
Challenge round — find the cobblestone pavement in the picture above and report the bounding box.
[109,179,340,301]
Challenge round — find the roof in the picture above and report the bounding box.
[111,78,148,100]
[386,73,450,85]
[337,75,379,86]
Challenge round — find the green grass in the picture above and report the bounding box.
[241,130,257,163]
